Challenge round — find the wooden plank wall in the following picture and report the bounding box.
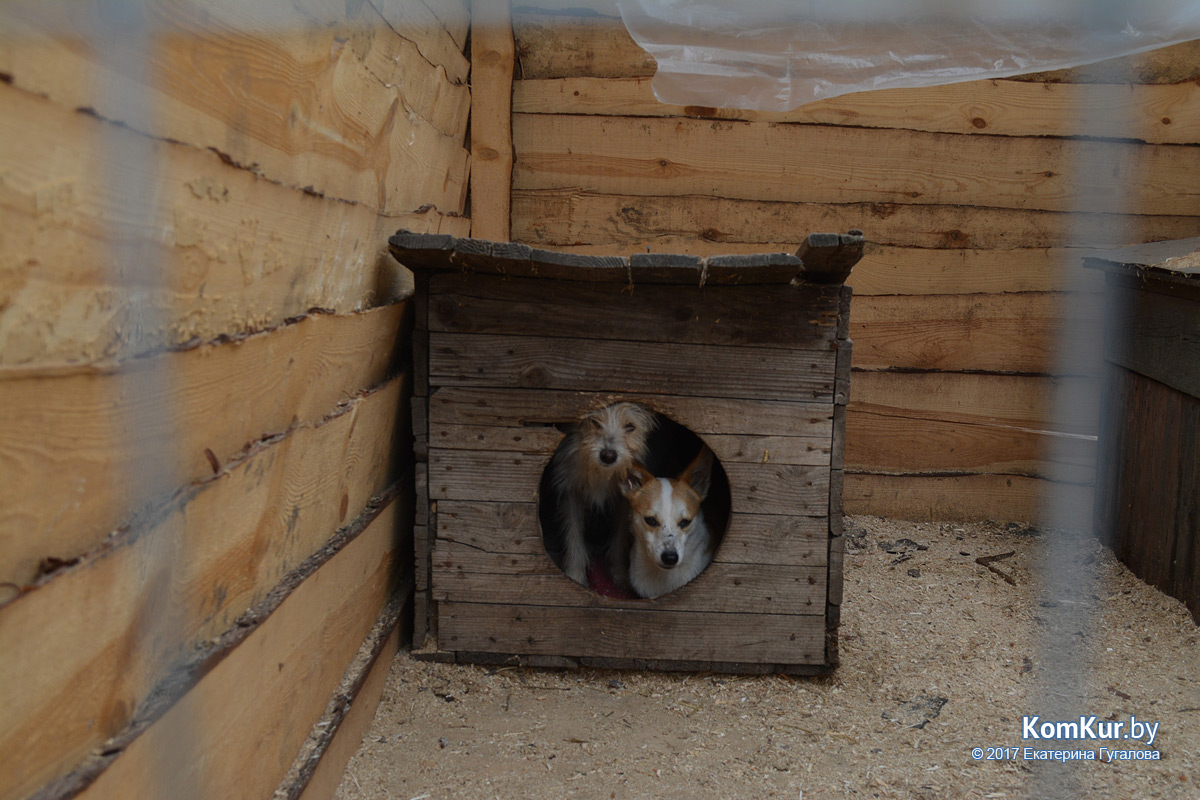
[506,0,1200,521]
[0,1,468,799]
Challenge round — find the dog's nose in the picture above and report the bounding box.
[599,448,617,465]
[660,549,679,568]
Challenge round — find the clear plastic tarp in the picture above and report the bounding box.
[618,0,1200,110]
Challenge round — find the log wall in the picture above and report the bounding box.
[506,0,1200,522]
[0,1,468,798]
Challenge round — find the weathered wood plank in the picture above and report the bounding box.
[850,293,1105,374]
[428,272,841,348]
[0,378,405,800]
[847,407,1097,483]
[514,76,1200,145]
[428,448,828,515]
[513,12,655,79]
[1105,284,1200,399]
[844,472,1094,524]
[76,497,403,800]
[281,592,408,800]
[430,422,832,466]
[513,10,1200,84]
[511,189,1200,255]
[432,544,825,612]
[0,305,410,588]
[0,83,466,366]
[435,500,827,564]
[428,332,836,401]
[470,0,515,240]
[429,386,834,437]
[0,4,470,213]
[513,114,1200,216]
[851,371,1101,434]
[293,620,402,800]
[438,603,825,664]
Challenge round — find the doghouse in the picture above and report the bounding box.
[1088,237,1200,623]
[392,229,863,674]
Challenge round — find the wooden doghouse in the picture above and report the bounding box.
[392,230,863,674]
[1088,237,1200,624]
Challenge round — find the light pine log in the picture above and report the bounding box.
[0,378,405,800]
[470,0,516,240]
[0,305,409,588]
[76,498,403,800]
[0,82,467,365]
[512,113,1200,216]
[514,76,1200,145]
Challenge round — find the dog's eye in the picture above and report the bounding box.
[589,418,603,429]
[625,423,636,432]
[679,518,691,529]
[643,516,660,528]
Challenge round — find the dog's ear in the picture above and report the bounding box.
[680,446,714,500]
[620,463,653,497]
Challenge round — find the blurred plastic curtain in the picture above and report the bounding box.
[617,0,1200,110]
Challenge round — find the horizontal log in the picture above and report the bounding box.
[850,292,1105,374]
[511,189,1199,255]
[0,304,410,588]
[437,602,826,664]
[0,378,405,800]
[428,448,829,515]
[429,386,835,437]
[514,76,1200,145]
[512,10,1200,85]
[513,12,655,80]
[432,543,825,612]
[279,592,408,800]
[846,407,1097,483]
[0,3,470,212]
[850,371,1101,434]
[428,331,837,401]
[434,500,827,565]
[77,496,403,800]
[513,114,1200,216]
[0,82,467,365]
[844,471,1094,524]
[429,422,831,466]
[428,272,841,347]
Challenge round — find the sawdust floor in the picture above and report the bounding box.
[334,517,1199,799]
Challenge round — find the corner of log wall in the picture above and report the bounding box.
[0,1,470,798]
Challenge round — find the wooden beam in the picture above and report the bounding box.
[0,304,410,588]
[844,472,1094,524]
[470,0,516,240]
[75,497,405,800]
[0,82,467,366]
[850,292,1105,374]
[438,602,825,664]
[0,3,471,213]
[277,592,408,800]
[510,189,1199,254]
[514,76,1200,145]
[0,377,406,800]
[512,113,1200,216]
[428,332,836,401]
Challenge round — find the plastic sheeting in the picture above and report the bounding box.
[618,0,1200,110]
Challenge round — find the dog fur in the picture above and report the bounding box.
[548,402,657,585]
[618,446,715,599]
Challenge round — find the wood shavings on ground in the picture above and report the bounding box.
[335,517,1199,799]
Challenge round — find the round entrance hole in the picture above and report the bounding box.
[538,404,731,599]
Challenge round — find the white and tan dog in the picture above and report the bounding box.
[617,446,714,599]
[548,402,657,585]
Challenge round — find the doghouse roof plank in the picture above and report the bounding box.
[388,230,863,285]
[1083,235,1200,288]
